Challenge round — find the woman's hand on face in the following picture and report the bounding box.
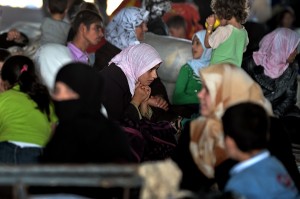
[132,83,151,106]
[147,95,169,111]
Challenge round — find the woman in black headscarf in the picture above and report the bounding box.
[41,62,134,163]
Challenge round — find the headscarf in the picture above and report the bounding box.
[143,0,171,19]
[43,62,134,164]
[110,43,162,96]
[253,28,300,79]
[105,7,149,50]
[54,62,104,121]
[187,30,212,77]
[34,43,73,92]
[189,63,273,178]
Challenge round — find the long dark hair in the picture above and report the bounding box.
[1,55,51,120]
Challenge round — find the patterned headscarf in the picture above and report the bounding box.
[109,43,162,96]
[105,7,149,50]
[189,63,272,178]
[253,28,300,79]
[143,0,171,19]
[187,30,212,77]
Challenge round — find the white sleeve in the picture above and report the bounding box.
[208,25,233,49]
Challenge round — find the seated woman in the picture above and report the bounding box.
[172,30,212,118]
[42,62,135,163]
[102,43,167,122]
[94,6,149,71]
[95,7,173,121]
[101,43,178,161]
[242,27,300,118]
[0,55,55,164]
[172,63,300,192]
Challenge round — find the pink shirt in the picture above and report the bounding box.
[67,42,89,64]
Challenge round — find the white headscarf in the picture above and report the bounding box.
[34,43,73,92]
[105,7,149,50]
[109,43,162,96]
[187,30,212,77]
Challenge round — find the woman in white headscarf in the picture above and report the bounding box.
[101,43,178,161]
[34,43,73,92]
[101,43,162,122]
[94,7,149,71]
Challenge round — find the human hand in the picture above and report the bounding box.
[6,29,23,43]
[147,95,169,111]
[132,82,151,106]
[206,14,216,28]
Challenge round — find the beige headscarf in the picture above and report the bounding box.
[189,63,273,178]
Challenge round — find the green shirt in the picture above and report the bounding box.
[0,85,55,146]
[210,26,248,67]
[173,64,202,105]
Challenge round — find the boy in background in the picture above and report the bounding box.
[222,102,299,199]
[166,15,187,39]
[40,0,70,45]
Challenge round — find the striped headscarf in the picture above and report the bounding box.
[110,43,162,96]
[253,28,300,79]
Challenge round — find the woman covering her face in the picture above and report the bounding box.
[243,28,300,118]
[42,62,134,164]
[173,63,300,191]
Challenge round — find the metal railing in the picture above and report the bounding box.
[0,164,142,199]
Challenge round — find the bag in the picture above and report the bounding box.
[121,118,177,162]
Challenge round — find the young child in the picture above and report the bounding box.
[40,0,70,45]
[67,10,104,65]
[172,30,211,117]
[166,15,187,39]
[222,102,299,198]
[204,0,249,67]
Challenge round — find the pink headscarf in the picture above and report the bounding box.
[253,28,300,79]
[110,43,162,95]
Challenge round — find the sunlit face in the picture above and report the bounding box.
[138,64,159,86]
[52,81,79,101]
[197,83,212,116]
[135,22,148,41]
[84,22,104,45]
[192,36,204,59]
[287,49,298,64]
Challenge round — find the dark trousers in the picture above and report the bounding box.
[0,141,43,164]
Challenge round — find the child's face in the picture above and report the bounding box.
[168,27,186,39]
[192,36,204,59]
[84,22,104,45]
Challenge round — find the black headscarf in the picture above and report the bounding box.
[42,62,134,164]
[53,62,104,121]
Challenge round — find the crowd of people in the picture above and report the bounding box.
[0,0,300,198]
